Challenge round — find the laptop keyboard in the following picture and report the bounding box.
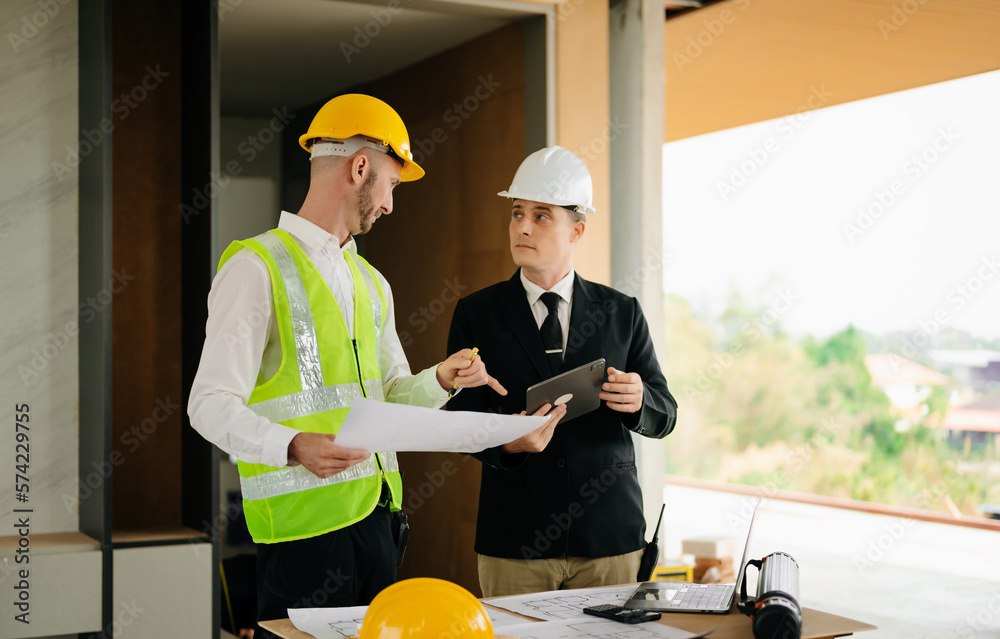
[662,584,733,610]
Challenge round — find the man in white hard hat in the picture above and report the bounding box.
[446,146,678,596]
[188,94,507,636]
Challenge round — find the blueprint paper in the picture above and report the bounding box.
[489,606,530,629]
[500,618,700,639]
[288,606,367,639]
[486,585,637,621]
[334,397,547,453]
[288,602,525,637]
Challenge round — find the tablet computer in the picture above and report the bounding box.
[525,358,606,423]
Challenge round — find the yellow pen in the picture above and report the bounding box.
[450,347,478,397]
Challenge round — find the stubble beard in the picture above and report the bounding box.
[356,169,380,235]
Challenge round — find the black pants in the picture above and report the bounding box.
[255,503,396,639]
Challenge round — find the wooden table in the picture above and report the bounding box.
[261,602,876,639]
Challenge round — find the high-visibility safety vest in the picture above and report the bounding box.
[219,229,402,544]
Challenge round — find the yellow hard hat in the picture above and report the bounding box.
[299,94,425,182]
[359,578,494,639]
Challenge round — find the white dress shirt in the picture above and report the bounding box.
[520,268,575,359]
[188,211,448,469]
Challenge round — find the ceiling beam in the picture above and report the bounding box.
[665,0,1000,142]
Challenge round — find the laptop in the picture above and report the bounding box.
[624,500,761,614]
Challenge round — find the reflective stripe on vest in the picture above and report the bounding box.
[254,232,325,391]
[246,378,384,423]
[241,450,400,501]
[252,232,385,389]
[354,260,383,344]
[222,229,399,544]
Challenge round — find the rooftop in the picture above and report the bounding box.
[865,354,949,387]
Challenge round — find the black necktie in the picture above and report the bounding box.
[540,292,563,376]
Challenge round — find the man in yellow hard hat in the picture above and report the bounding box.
[446,146,678,597]
[188,94,507,637]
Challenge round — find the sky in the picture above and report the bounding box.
[662,70,1000,341]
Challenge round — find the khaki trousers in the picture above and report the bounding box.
[478,549,643,598]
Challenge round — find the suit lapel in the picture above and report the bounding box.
[563,275,601,371]
[500,270,551,380]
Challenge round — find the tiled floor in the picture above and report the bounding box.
[662,485,1000,639]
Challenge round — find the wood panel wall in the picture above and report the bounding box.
[362,23,527,595]
[665,0,1000,142]
[111,2,183,531]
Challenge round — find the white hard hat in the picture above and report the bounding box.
[498,146,595,215]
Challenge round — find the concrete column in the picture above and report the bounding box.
[609,0,668,556]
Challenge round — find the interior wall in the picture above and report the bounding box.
[110,1,183,531]
[364,23,528,594]
[0,0,79,534]
[556,0,611,285]
[218,116,282,256]
[665,0,1000,142]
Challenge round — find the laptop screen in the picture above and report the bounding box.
[624,499,761,612]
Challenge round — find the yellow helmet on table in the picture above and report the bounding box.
[299,94,425,182]
[359,578,494,638]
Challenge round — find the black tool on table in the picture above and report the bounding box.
[583,604,662,624]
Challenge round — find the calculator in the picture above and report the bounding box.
[583,604,662,624]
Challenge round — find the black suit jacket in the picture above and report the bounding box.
[446,270,677,559]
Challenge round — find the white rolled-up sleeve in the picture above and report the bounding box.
[187,250,299,468]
